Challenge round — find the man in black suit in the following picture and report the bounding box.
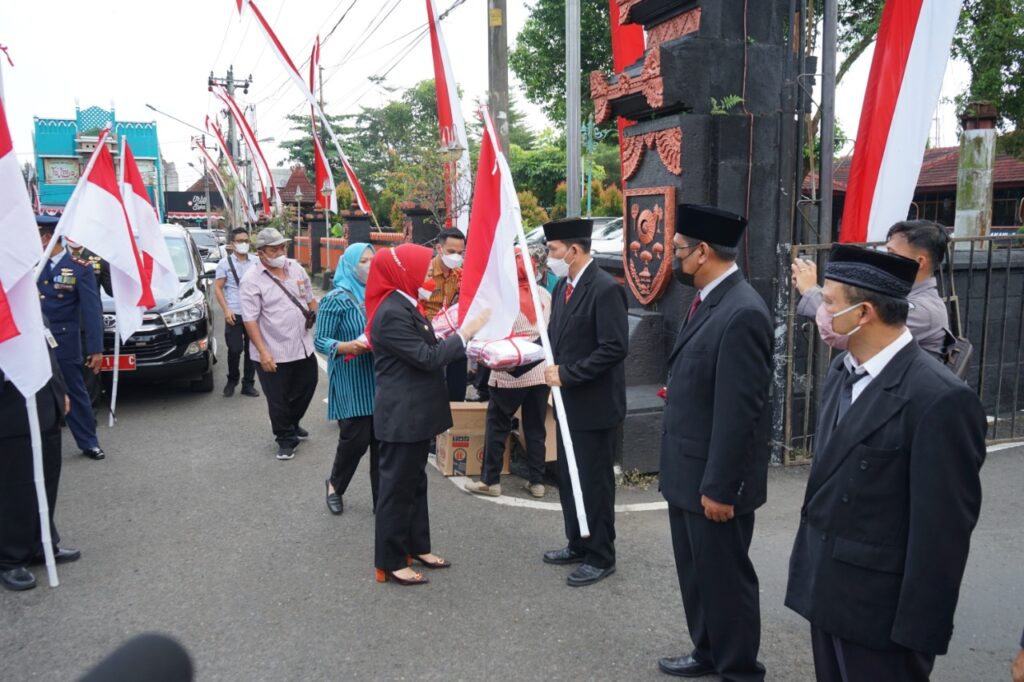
[656,205,772,681]
[541,217,628,587]
[0,345,80,591]
[785,245,986,682]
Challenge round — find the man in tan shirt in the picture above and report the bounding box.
[424,228,467,400]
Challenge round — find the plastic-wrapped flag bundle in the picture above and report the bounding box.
[467,337,545,370]
[432,304,460,339]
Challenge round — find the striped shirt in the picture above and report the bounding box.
[314,288,375,420]
[489,287,551,389]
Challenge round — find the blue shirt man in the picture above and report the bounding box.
[36,215,105,460]
[214,228,259,397]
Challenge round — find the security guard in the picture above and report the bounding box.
[36,215,106,460]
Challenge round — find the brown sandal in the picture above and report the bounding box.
[375,568,429,585]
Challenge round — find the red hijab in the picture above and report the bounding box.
[517,249,539,325]
[364,244,435,343]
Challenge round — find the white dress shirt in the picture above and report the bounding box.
[699,262,739,300]
[842,328,913,403]
[567,257,594,288]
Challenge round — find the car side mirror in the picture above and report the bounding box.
[199,270,217,281]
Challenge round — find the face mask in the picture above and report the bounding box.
[672,246,700,287]
[829,302,864,338]
[265,255,286,269]
[355,262,370,283]
[418,287,434,301]
[814,302,851,350]
[234,242,250,255]
[547,257,569,278]
[441,253,463,269]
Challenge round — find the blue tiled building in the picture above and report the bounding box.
[34,105,164,219]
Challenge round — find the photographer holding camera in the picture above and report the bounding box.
[241,227,320,460]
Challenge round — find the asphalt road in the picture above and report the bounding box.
[2,340,1022,681]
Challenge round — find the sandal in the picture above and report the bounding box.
[412,554,452,569]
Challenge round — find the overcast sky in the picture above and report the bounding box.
[1,0,970,191]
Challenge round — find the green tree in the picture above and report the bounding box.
[596,183,623,217]
[508,134,567,208]
[517,190,550,228]
[509,0,612,125]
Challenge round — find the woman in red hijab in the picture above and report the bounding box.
[365,244,489,585]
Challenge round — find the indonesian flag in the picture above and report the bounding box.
[426,0,471,233]
[206,115,258,223]
[457,110,520,341]
[0,95,52,396]
[839,0,961,243]
[59,130,154,341]
[309,37,337,213]
[121,140,178,304]
[211,84,278,216]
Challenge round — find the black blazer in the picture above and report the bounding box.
[785,342,986,655]
[0,346,67,438]
[548,261,628,431]
[659,271,773,514]
[371,292,466,443]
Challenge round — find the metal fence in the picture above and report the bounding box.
[780,234,1024,464]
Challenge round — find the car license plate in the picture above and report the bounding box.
[100,355,136,372]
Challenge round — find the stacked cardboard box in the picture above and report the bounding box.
[435,402,510,477]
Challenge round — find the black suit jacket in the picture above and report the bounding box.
[371,292,466,443]
[0,346,67,438]
[659,271,773,514]
[785,342,985,655]
[548,262,628,431]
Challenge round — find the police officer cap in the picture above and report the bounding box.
[543,217,593,242]
[677,204,747,248]
[36,214,60,233]
[824,244,918,299]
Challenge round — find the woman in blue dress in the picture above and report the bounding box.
[314,243,378,515]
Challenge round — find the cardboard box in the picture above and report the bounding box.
[435,402,510,477]
[513,396,558,463]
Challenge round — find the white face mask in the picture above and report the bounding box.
[547,247,576,278]
[356,262,370,283]
[265,255,287,269]
[234,242,250,255]
[418,287,433,301]
[441,253,464,269]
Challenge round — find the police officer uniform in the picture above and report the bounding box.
[36,216,105,460]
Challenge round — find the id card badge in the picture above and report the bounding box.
[43,327,59,349]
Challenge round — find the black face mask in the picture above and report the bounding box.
[673,260,695,288]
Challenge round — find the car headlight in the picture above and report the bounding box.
[161,302,206,327]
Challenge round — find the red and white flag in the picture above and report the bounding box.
[309,37,337,213]
[211,84,278,216]
[457,110,520,341]
[426,0,471,233]
[840,0,961,243]
[59,130,154,341]
[0,95,52,396]
[121,139,178,304]
[234,0,374,217]
[205,115,257,223]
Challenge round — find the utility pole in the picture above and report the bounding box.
[191,136,212,230]
[565,0,581,217]
[487,0,510,157]
[208,66,252,162]
[819,0,837,241]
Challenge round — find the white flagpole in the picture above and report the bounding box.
[26,395,58,587]
[480,108,590,537]
[33,128,111,277]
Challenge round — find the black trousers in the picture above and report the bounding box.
[483,384,548,486]
[330,416,380,510]
[255,354,318,448]
[556,427,616,569]
[446,359,467,402]
[375,440,431,571]
[224,320,256,387]
[0,398,62,571]
[668,506,764,682]
[473,366,491,402]
[810,626,934,682]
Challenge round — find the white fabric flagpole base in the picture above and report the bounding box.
[108,333,120,427]
[512,215,590,538]
[26,395,59,587]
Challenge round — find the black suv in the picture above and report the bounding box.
[101,224,218,391]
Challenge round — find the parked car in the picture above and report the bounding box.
[101,224,218,392]
[589,217,624,256]
[186,227,224,264]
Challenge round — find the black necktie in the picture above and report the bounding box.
[836,368,863,424]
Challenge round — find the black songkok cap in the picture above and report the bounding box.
[677,204,747,248]
[824,244,918,299]
[543,217,593,242]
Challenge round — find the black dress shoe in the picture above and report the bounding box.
[240,385,260,397]
[223,381,237,397]
[82,447,105,460]
[566,563,616,587]
[325,479,343,515]
[657,654,716,678]
[31,547,81,565]
[0,567,36,591]
[542,547,585,565]
[295,426,310,440]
